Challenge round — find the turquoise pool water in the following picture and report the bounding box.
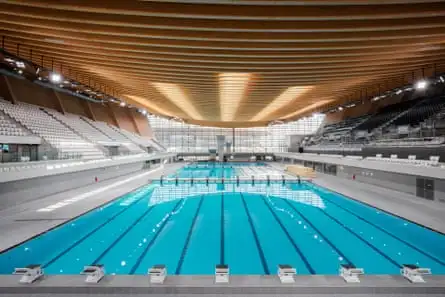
[1,163,445,275]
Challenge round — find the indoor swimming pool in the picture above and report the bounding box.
[0,163,445,275]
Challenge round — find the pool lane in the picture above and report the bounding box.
[243,193,313,274]
[319,198,445,274]
[224,192,264,274]
[0,185,154,274]
[308,185,445,266]
[285,197,398,274]
[265,196,351,274]
[179,193,222,274]
[97,200,180,274]
[131,196,202,274]
[44,191,155,274]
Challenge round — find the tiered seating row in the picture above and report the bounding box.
[0,100,105,160]
[82,118,146,154]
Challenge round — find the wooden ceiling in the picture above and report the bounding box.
[1,0,445,127]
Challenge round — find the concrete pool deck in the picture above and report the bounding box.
[0,274,445,296]
[0,161,445,296]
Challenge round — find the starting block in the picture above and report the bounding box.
[401,264,431,283]
[277,264,296,283]
[215,264,229,284]
[148,265,167,284]
[13,264,43,284]
[339,264,364,283]
[81,264,105,283]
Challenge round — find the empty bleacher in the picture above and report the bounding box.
[82,118,146,154]
[355,99,418,132]
[0,110,29,137]
[0,100,105,160]
[45,109,115,144]
[322,115,368,135]
[390,96,445,127]
[111,127,158,151]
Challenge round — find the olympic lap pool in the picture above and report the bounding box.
[1,162,444,275]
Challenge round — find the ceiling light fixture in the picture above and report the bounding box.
[415,80,428,90]
[120,101,126,107]
[49,73,62,83]
[15,61,26,69]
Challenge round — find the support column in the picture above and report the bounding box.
[107,103,120,128]
[127,109,141,134]
[3,75,18,104]
[52,90,65,114]
[83,101,96,121]
[216,135,225,162]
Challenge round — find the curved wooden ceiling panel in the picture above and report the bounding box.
[1,0,445,127]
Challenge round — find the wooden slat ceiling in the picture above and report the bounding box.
[1,0,445,127]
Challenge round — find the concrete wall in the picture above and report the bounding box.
[0,162,146,210]
[89,102,115,125]
[6,75,61,111]
[0,75,15,103]
[57,92,89,117]
[278,153,445,203]
[110,105,137,133]
[132,110,153,137]
[336,165,417,196]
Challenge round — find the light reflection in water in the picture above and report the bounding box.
[148,182,325,209]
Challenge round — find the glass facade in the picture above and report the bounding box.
[148,114,324,153]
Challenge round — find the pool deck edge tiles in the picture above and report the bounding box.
[0,275,445,295]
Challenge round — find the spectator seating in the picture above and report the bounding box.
[0,112,29,137]
[45,109,115,144]
[355,99,418,132]
[0,100,105,160]
[391,96,445,127]
[82,118,146,154]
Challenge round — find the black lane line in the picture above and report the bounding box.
[282,199,354,266]
[175,196,204,274]
[240,193,270,275]
[261,196,315,274]
[322,196,445,267]
[220,192,225,265]
[319,209,401,269]
[129,199,183,274]
[43,193,148,268]
[92,205,156,264]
